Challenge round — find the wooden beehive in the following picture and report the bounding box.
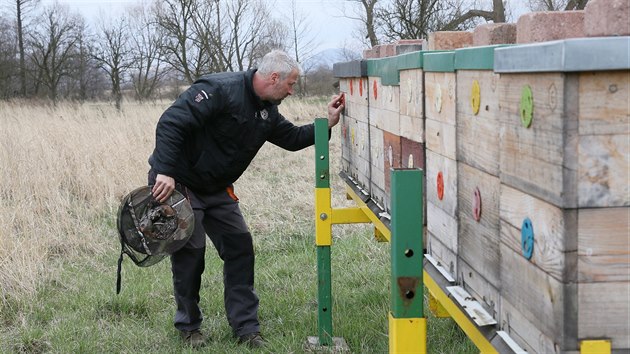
[453,46,506,320]
[494,37,629,353]
[423,51,460,282]
[333,34,629,353]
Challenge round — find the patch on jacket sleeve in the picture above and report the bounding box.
[194,90,210,103]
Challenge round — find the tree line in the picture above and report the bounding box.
[0,0,327,108]
[0,0,588,108]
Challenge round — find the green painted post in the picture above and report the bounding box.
[317,246,332,345]
[314,118,332,346]
[390,168,424,318]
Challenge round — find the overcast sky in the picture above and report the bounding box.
[36,0,530,55]
[35,0,361,54]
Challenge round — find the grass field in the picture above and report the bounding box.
[0,98,475,353]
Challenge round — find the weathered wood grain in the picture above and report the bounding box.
[456,70,500,175]
[578,282,630,349]
[578,134,629,207]
[578,71,630,135]
[457,163,501,287]
[399,69,424,119]
[498,73,579,208]
[428,232,458,279]
[577,207,630,282]
[500,242,577,350]
[500,184,577,253]
[370,106,400,136]
[500,297,560,354]
[425,72,457,124]
[426,118,457,160]
[458,259,500,321]
[426,150,458,214]
[399,114,424,143]
[427,201,458,253]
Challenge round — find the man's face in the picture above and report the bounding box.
[267,69,298,104]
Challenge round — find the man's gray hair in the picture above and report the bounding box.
[257,50,301,79]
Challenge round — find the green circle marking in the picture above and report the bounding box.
[520,85,533,128]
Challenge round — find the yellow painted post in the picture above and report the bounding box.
[389,313,426,353]
[581,340,611,354]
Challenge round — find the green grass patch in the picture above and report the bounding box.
[0,223,475,353]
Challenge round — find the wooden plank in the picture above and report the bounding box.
[383,130,402,194]
[399,114,424,143]
[425,118,457,160]
[578,282,630,349]
[399,69,424,119]
[345,100,369,124]
[500,242,578,350]
[424,72,457,125]
[500,184,577,253]
[498,73,579,208]
[369,76,382,110]
[400,138,424,170]
[380,84,400,113]
[426,150,458,215]
[427,201,458,253]
[458,163,501,287]
[578,134,629,207]
[500,296,561,354]
[500,184,577,282]
[578,207,630,282]
[456,70,500,176]
[578,71,630,136]
[369,106,400,136]
[427,232,458,279]
[458,259,501,322]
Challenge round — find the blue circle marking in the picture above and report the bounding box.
[521,218,534,260]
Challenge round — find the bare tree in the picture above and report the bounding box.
[377,0,441,40]
[27,3,81,103]
[287,0,319,96]
[154,0,209,83]
[344,0,380,47]
[93,16,133,110]
[527,0,589,11]
[0,15,18,98]
[128,3,169,101]
[223,0,274,71]
[14,0,39,97]
[438,0,506,31]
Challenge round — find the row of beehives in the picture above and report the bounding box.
[334,36,629,353]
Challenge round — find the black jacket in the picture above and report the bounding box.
[149,69,315,193]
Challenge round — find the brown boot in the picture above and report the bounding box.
[179,329,207,348]
[238,332,265,348]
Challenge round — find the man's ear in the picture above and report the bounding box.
[270,72,279,84]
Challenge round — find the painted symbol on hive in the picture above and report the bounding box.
[408,154,414,168]
[373,80,378,100]
[437,171,444,201]
[435,83,442,113]
[350,79,354,96]
[471,80,480,115]
[359,78,364,96]
[520,85,533,128]
[472,187,482,222]
[548,83,557,111]
[521,218,534,260]
[387,145,393,167]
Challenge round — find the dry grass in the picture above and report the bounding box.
[0,96,348,308]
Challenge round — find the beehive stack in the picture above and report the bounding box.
[494,35,629,353]
[333,1,629,351]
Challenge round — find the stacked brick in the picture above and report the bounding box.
[333,0,629,352]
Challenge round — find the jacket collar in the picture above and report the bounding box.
[245,69,274,110]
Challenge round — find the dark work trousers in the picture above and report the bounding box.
[148,171,260,337]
